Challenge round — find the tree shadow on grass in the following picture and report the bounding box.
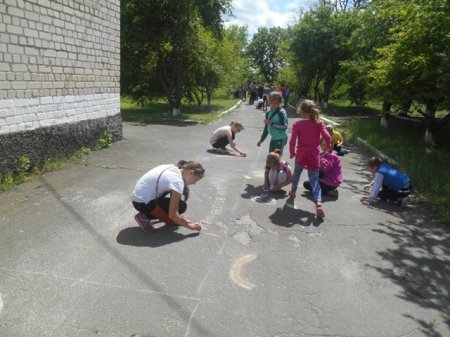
[117,224,199,248]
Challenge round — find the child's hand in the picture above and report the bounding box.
[264,119,272,125]
[361,199,371,206]
[240,152,247,157]
[188,222,202,231]
[257,141,262,147]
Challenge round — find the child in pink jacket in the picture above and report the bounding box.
[289,100,331,218]
[303,138,342,197]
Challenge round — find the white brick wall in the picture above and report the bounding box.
[0,0,120,134]
[0,93,120,134]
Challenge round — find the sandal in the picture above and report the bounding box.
[316,204,325,218]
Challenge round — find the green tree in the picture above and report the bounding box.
[121,0,231,115]
[366,0,450,142]
[247,27,287,84]
[290,5,356,103]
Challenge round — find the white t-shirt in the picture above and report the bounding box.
[268,161,291,190]
[210,125,232,145]
[132,164,184,203]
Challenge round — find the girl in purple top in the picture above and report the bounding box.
[289,100,331,218]
[303,138,342,196]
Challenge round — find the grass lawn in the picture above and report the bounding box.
[121,96,241,125]
[322,101,450,222]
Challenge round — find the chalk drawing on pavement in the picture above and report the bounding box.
[251,195,276,204]
[230,254,257,290]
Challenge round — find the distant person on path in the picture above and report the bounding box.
[210,122,247,156]
[289,99,331,218]
[257,91,289,154]
[326,126,349,156]
[303,137,342,197]
[262,84,271,111]
[132,160,205,233]
[277,82,286,106]
[264,149,292,192]
[249,82,257,105]
[361,157,412,207]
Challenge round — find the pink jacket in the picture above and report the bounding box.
[289,119,331,170]
[320,151,342,187]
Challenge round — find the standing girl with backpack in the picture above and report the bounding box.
[289,100,331,218]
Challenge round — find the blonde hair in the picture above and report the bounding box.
[266,149,282,167]
[268,91,282,103]
[299,99,321,121]
[230,121,244,131]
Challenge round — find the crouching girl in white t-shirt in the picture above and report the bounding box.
[131,160,205,233]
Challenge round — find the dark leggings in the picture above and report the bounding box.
[133,196,187,218]
[303,181,336,196]
[212,133,235,149]
[378,184,411,201]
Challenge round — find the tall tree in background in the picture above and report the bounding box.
[291,4,355,103]
[361,0,450,143]
[121,0,230,115]
[247,27,287,84]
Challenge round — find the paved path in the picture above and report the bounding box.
[1,102,449,337]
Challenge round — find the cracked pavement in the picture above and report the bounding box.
[0,102,449,337]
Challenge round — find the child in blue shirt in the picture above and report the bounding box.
[257,91,288,154]
[361,157,412,207]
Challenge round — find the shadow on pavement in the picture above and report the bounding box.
[117,225,199,247]
[241,184,288,200]
[269,200,321,227]
[348,153,450,336]
[368,215,450,336]
[39,176,212,336]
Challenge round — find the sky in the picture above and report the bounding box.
[224,0,317,36]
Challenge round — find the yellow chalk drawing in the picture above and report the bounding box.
[229,254,257,290]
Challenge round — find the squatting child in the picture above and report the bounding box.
[264,149,293,192]
[210,122,247,157]
[361,157,412,207]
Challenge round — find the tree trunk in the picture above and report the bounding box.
[380,100,391,128]
[206,90,212,106]
[423,99,438,145]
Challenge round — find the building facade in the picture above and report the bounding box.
[0,0,121,175]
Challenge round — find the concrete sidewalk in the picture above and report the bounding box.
[1,102,449,337]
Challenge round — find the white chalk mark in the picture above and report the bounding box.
[196,242,225,294]
[251,195,276,204]
[202,232,220,237]
[0,267,200,302]
[184,303,199,337]
[0,294,3,313]
[230,254,257,290]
